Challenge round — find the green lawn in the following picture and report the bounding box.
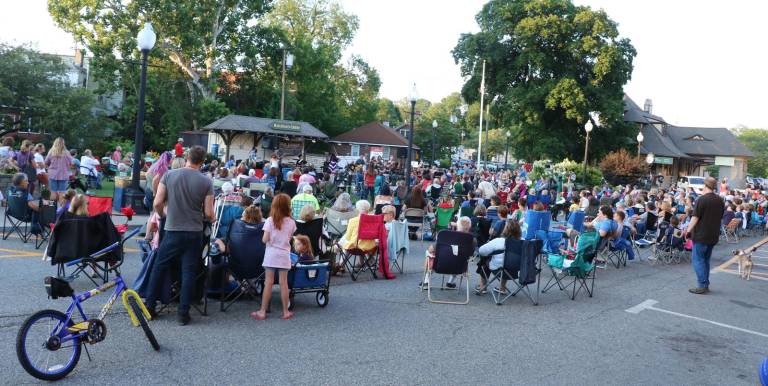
[89,180,115,198]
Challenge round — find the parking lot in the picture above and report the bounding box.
[1,211,767,385]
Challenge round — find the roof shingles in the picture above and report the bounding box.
[330,122,419,149]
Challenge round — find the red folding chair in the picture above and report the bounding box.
[86,196,133,234]
[340,214,383,281]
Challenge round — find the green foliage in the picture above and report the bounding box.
[48,0,273,99]
[552,158,602,187]
[528,160,550,181]
[736,128,768,177]
[197,98,232,128]
[706,165,720,179]
[0,44,110,146]
[598,148,648,185]
[412,93,468,161]
[452,0,636,161]
[375,99,402,127]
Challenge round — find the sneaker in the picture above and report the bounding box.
[147,306,158,320]
[178,313,191,326]
[446,282,457,289]
[688,287,709,295]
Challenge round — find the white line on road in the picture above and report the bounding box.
[626,299,768,339]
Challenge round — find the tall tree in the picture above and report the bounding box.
[452,0,636,161]
[374,98,402,127]
[0,44,110,143]
[264,0,379,136]
[735,128,768,177]
[48,0,274,101]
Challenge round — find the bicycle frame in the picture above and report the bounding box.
[49,274,150,345]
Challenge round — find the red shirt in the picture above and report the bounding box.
[174,143,183,157]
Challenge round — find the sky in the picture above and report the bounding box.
[1,0,767,129]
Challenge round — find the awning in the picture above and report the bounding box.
[201,115,328,139]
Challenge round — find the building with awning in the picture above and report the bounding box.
[328,121,420,166]
[625,95,753,187]
[198,115,328,161]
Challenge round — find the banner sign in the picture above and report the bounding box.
[654,156,673,165]
[271,121,302,132]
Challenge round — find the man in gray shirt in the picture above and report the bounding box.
[145,146,214,325]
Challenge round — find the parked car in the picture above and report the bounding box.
[678,175,706,194]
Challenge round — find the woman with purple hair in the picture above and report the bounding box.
[144,151,172,211]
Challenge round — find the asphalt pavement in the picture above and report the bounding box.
[1,209,767,385]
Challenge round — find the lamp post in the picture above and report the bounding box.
[450,114,458,163]
[280,49,294,120]
[646,152,655,188]
[431,119,437,166]
[405,83,418,191]
[582,120,593,187]
[504,130,511,169]
[127,22,155,213]
[637,131,644,157]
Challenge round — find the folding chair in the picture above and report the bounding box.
[324,208,358,245]
[339,214,382,281]
[633,223,659,260]
[387,220,409,274]
[3,187,34,243]
[35,200,57,249]
[426,230,473,305]
[542,231,599,300]
[403,207,427,240]
[523,210,550,240]
[486,238,544,305]
[220,220,266,312]
[47,212,127,286]
[435,207,454,232]
[604,226,631,269]
[567,211,585,233]
[295,217,325,257]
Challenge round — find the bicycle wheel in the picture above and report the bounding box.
[16,309,81,381]
[128,298,160,351]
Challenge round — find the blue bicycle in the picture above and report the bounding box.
[16,228,159,381]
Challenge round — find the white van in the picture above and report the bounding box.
[678,176,706,194]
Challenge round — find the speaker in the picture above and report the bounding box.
[261,136,278,150]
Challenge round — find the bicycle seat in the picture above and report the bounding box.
[45,276,74,299]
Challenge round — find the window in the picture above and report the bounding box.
[691,135,705,141]
[351,144,360,157]
[383,146,390,159]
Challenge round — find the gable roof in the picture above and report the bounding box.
[330,122,420,149]
[638,124,689,158]
[202,115,328,139]
[667,126,753,157]
[625,95,751,159]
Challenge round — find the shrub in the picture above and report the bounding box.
[599,149,648,186]
[551,158,603,188]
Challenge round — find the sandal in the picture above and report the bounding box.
[474,285,487,295]
[281,312,294,320]
[249,311,266,321]
[493,287,510,295]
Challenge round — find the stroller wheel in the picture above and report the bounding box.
[316,291,329,307]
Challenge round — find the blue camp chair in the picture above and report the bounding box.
[567,211,585,234]
[523,210,550,240]
[760,357,768,386]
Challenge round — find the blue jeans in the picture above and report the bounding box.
[692,242,715,288]
[144,230,204,314]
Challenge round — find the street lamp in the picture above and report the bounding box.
[280,49,294,120]
[504,130,511,169]
[637,131,644,157]
[646,152,655,188]
[405,83,418,190]
[431,119,438,166]
[127,22,155,213]
[582,119,593,186]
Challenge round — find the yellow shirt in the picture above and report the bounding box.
[341,216,376,251]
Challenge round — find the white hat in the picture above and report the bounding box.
[177,137,184,142]
[222,182,234,194]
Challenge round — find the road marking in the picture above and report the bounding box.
[0,247,40,259]
[626,299,768,338]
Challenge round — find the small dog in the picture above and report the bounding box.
[736,250,753,280]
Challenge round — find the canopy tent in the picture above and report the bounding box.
[200,115,328,160]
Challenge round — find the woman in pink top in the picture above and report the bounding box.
[251,193,297,321]
[44,137,74,203]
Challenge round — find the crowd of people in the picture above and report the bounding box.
[5,134,767,322]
